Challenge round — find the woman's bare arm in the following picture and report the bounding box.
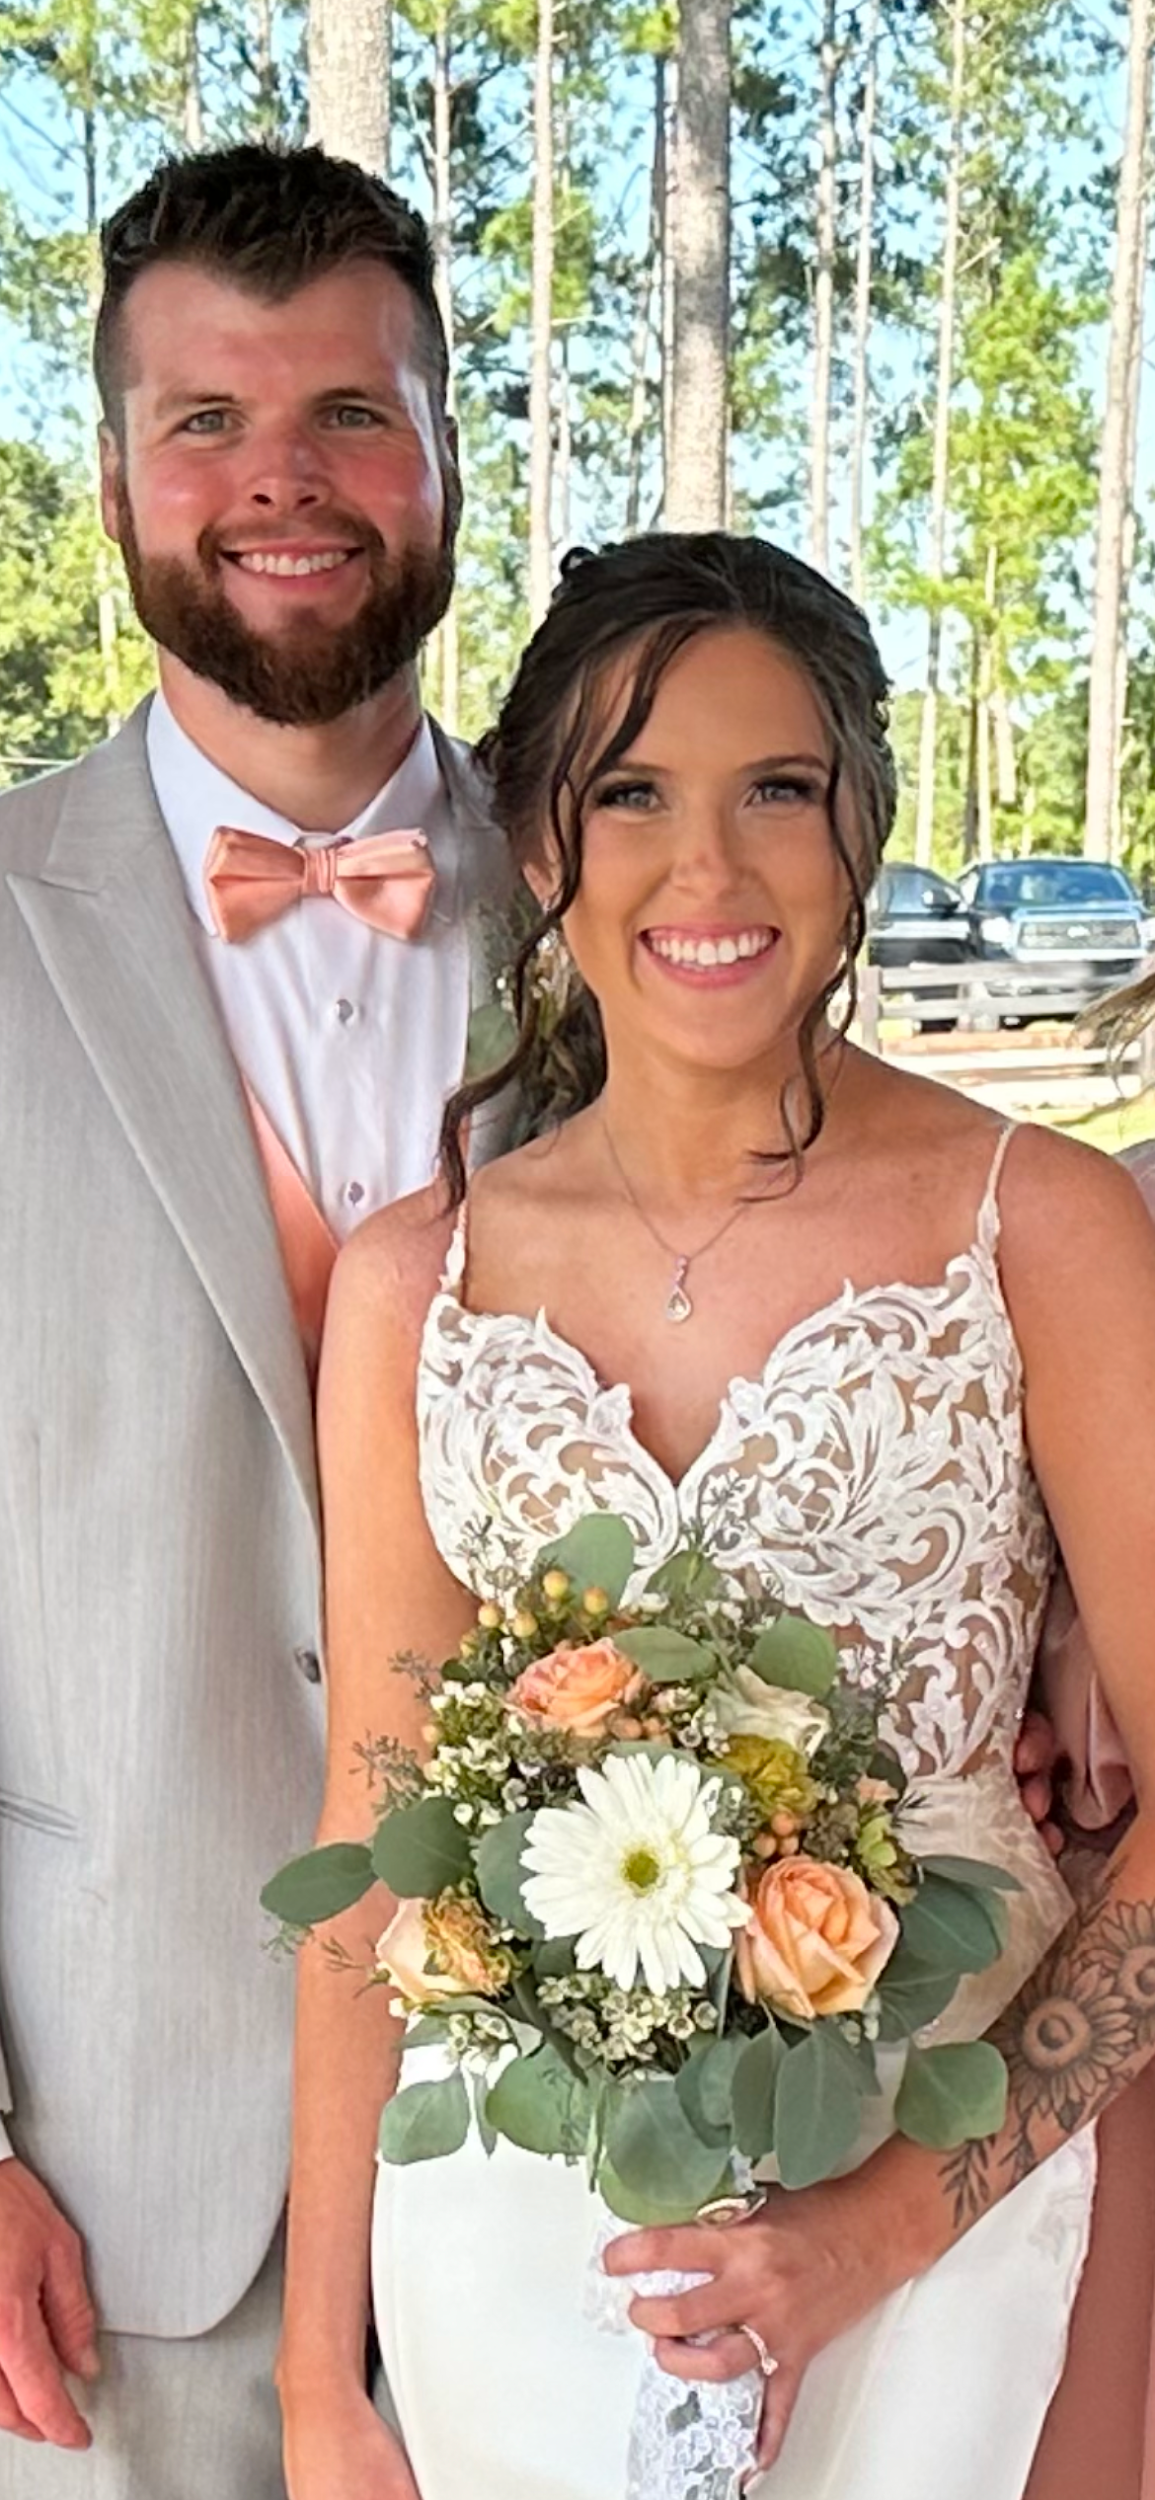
[279,1193,475,2494]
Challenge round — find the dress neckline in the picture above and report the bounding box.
[425,1123,1018,1500]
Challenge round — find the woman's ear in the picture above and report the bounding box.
[522,859,557,911]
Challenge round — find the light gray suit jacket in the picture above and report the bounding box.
[0,704,510,2336]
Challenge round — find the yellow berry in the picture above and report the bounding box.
[458,1631,479,1660]
[476,1602,503,1631]
[541,1569,570,1604]
[511,1609,538,1640]
[582,1586,610,1617]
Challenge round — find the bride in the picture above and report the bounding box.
[279,533,1155,2500]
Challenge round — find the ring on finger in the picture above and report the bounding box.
[736,2322,778,2379]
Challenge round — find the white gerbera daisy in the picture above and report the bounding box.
[521,1752,749,1995]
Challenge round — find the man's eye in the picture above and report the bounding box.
[181,409,230,435]
[325,405,381,428]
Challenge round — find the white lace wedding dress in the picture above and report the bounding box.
[372,1127,1096,2499]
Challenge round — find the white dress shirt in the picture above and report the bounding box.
[147,690,471,1240]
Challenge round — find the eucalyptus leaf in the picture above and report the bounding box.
[645,1547,724,1604]
[540,1515,635,1609]
[731,2023,787,2161]
[260,1841,374,1926]
[485,2044,592,2158]
[774,2025,869,2189]
[615,1626,717,1683]
[603,2077,734,2221]
[378,2071,470,2164]
[464,999,517,1080]
[916,1854,1022,1896]
[371,1799,473,1899]
[900,1875,1006,1976]
[475,1810,545,1939]
[873,1943,962,2043]
[472,2068,498,2157]
[895,2042,1009,2149]
[532,1935,577,1980]
[748,1615,839,1697]
[674,2037,745,2148]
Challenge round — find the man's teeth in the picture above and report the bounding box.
[234,549,353,577]
[647,930,774,969]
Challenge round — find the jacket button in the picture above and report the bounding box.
[294,1646,322,1684]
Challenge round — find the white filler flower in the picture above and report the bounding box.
[521,1752,748,1994]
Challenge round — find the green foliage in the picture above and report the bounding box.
[540,1514,636,1609]
[371,1797,474,1897]
[615,1625,716,1683]
[748,1615,839,1697]
[485,2042,592,2155]
[473,1809,545,1938]
[259,1839,374,1925]
[601,2075,733,2221]
[895,2041,1009,2149]
[378,2070,472,2162]
[773,2023,873,2190]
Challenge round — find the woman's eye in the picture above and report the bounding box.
[591,780,659,812]
[752,775,823,805]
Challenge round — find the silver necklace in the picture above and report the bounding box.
[601,1118,750,1324]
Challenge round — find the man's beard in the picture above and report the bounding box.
[115,481,455,728]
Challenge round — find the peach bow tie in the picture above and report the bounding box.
[204,824,435,944]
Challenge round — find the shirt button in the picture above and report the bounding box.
[335,998,356,1024]
[346,1181,366,1207]
[294,1645,322,1684]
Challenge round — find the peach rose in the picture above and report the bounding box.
[505,1638,642,1735]
[735,1855,899,2021]
[375,1893,509,2005]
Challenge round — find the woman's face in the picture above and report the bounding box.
[542,625,853,1085]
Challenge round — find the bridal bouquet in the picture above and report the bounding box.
[265,1515,1015,2497]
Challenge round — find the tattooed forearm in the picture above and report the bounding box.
[939,2137,996,2233]
[936,1886,1155,2223]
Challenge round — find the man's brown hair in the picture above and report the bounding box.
[95,141,450,434]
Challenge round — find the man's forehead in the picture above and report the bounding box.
[118,259,419,390]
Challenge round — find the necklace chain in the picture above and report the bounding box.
[600,1116,750,1324]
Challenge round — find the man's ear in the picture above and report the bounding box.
[98,425,123,545]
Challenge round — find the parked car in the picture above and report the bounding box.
[954,857,1147,1023]
[866,863,970,1030]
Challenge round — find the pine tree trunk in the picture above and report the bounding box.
[528,0,555,624]
[666,0,732,530]
[625,51,666,534]
[308,0,392,175]
[848,0,880,605]
[914,0,967,868]
[660,54,677,516]
[810,0,840,574]
[183,11,205,147]
[429,4,458,730]
[1088,0,1152,859]
[252,0,279,136]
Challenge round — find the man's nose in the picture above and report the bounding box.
[241,425,330,510]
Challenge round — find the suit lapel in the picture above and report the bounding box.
[7,709,318,1535]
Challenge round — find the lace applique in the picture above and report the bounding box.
[418,1135,1052,1785]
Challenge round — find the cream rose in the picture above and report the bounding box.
[505,1638,642,1734]
[711,1665,830,1757]
[375,1894,509,2005]
[735,1855,899,2021]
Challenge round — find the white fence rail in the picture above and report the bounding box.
[856,961,1155,1114]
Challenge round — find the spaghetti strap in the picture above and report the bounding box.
[440,1199,470,1298]
[976,1121,1016,1254]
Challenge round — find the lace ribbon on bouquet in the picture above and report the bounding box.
[585,2208,764,2500]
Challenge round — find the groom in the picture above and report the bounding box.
[0,141,508,2498]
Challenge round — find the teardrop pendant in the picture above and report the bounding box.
[665,1258,693,1324]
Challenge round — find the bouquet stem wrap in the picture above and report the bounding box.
[585,2208,764,2500]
